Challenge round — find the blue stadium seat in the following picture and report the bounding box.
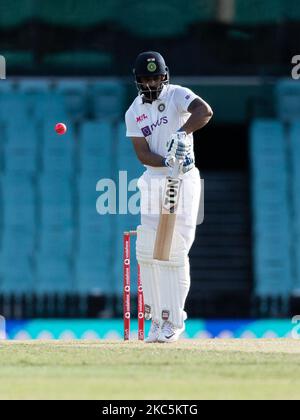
[0,93,29,124]
[40,204,73,229]
[78,228,111,257]
[80,150,112,173]
[117,123,143,180]
[276,79,300,122]
[75,258,112,294]
[1,226,36,257]
[1,174,35,205]
[75,220,112,294]
[3,122,38,174]
[250,119,292,297]
[235,0,284,24]
[294,246,300,293]
[55,79,88,120]
[117,123,136,155]
[0,79,16,92]
[17,78,52,93]
[119,2,188,37]
[38,174,73,205]
[32,93,68,123]
[35,256,73,294]
[4,148,37,174]
[90,81,124,119]
[37,228,73,258]
[290,122,300,292]
[42,121,74,173]
[79,120,113,158]
[5,121,37,148]
[38,174,74,229]
[0,253,34,294]
[3,204,35,229]
[79,172,110,207]
[78,206,108,228]
[255,266,292,297]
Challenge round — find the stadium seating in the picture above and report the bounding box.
[75,224,112,294]
[38,0,120,27]
[235,0,284,24]
[38,174,74,231]
[35,256,73,294]
[18,78,53,93]
[55,79,88,121]
[1,226,36,258]
[41,121,74,173]
[90,81,125,120]
[116,123,143,178]
[119,2,187,37]
[0,51,35,71]
[37,227,73,258]
[4,121,38,174]
[43,51,114,75]
[275,79,300,122]
[0,80,16,92]
[0,1,35,28]
[0,253,34,294]
[290,122,300,293]
[250,119,293,297]
[79,120,113,174]
[33,93,68,124]
[0,93,29,124]
[0,88,143,299]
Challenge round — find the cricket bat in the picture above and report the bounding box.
[153,159,182,261]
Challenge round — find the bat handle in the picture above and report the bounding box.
[171,159,183,178]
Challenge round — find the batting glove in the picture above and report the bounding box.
[169,131,191,160]
[163,152,176,169]
[181,152,195,174]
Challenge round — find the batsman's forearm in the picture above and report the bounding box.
[180,109,213,134]
[137,150,165,167]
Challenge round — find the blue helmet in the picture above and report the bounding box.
[133,51,169,101]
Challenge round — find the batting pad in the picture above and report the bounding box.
[136,225,161,323]
[155,230,190,329]
[136,225,190,328]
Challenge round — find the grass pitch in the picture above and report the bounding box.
[0,339,300,400]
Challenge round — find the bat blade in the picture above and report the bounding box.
[153,174,182,261]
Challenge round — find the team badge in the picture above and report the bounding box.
[158,103,165,112]
[147,62,157,72]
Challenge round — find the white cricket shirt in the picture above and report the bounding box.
[125,84,200,173]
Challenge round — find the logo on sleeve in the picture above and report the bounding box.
[185,95,190,100]
[136,114,148,123]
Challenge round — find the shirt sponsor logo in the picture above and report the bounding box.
[141,126,152,137]
[136,114,148,123]
[141,116,168,137]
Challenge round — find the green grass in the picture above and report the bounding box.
[0,339,300,400]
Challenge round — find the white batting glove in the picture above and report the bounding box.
[168,131,191,160]
[163,151,176,169]
[181,152,195,174]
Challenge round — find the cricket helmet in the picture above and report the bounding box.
[133,51,169,101]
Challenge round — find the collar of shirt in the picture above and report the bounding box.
[138,84,168,105]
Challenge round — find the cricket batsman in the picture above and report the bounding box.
[125,51,213,343]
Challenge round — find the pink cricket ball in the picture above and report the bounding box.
[55,123,67,135]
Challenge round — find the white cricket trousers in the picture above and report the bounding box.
[137,166,201,252]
